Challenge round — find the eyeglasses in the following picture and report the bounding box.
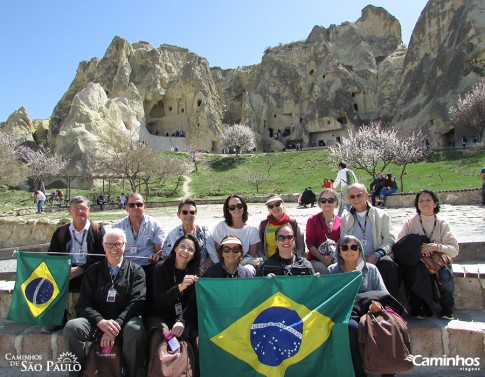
[267,201,282,209]
[128,202,144,208]
[349,192,365,200]
[71,206,89,213]
[222,246,242,253]
[104,242,125,249]
[276,235,295,242]
[228,203,244,211]
[319,198,335,204]
[341,244,359,252]
[181,210,196,215]
[178,243,196,253]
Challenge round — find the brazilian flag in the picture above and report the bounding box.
[197,272,362,377]
[8,252,71,326]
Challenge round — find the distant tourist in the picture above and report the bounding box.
[35,190,46,214]
[481,166,485,205]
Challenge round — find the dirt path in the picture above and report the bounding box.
[182,175,192,198]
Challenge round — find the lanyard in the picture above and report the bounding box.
[318,213,334,238]
[129,221,145,242]
[353,212,369,234]
[71,229,87,248]
[419,215,437,241]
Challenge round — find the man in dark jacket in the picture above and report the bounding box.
[369,173,386,206]
[64,228,146,377]
[48,196,105,292]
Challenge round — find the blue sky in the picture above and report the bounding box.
[0,0,429,121]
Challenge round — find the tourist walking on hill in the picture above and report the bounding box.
[212,195,261,274]
[334,161,357,216]
[34,190,46,214]
[163,198,218,275]
[258,194,305,260]
[397,190,458,320]
[305,189,341,274]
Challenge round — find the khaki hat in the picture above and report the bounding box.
[220,235,243,246]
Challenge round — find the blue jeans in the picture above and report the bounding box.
[437,266,454,311]
[379,188,397,201]
[37,199,45,213]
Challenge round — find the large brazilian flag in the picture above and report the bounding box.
[197,272,362,377]
[8,252,71,326]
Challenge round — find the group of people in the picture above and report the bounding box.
[48,185,457,377]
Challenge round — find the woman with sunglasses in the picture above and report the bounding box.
[329,235,397,377]
[163,198,218,275]
[146,234,201,358]
[212,195,261,273]
[305,189,341,274]
[203,235,254,278]
[258,194,305,259]
[257,225,314,276]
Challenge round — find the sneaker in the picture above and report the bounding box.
[410,308,424,320]
[440,309,453,320]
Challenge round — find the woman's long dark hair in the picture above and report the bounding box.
[223,195,248,226]
[168,234,201,275]
[414,190,440,214]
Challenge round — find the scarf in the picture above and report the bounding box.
[267,212,291,226]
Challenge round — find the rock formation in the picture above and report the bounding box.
[1,0,483,177]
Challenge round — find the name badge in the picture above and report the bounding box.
[361,237,368,247]
[175,303,183,315]
[130,245,137,254]
[107,288,117,303]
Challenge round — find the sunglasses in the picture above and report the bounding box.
[104,242,125,249]
[319,198,336,204]
[128,202,144,208]
[181,210,196,215]
[178,243,196,253]
[222,246,242,253]
[276,235,295,242]
[341,244,360,252]
[228,203,244,211]
[349,193,365,200]
[267,201,282,209]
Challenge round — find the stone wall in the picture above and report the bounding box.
[384,188,483,208]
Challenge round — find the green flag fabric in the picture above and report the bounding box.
[8,252,72,326]
[197,272,362,377]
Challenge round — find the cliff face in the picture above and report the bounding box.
[393,0,485,145]
[2,0,483,173]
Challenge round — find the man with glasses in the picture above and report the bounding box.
[48,196,105,292]
[340,183,399,298]
[112,193,165,314]
[44,196,105,333]
[162,198,218,274]
[64,228,146,377]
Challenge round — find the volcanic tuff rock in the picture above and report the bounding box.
[1,0,484,175]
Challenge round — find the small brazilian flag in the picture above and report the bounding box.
[197,272,362,377]
[8,252,71,326]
